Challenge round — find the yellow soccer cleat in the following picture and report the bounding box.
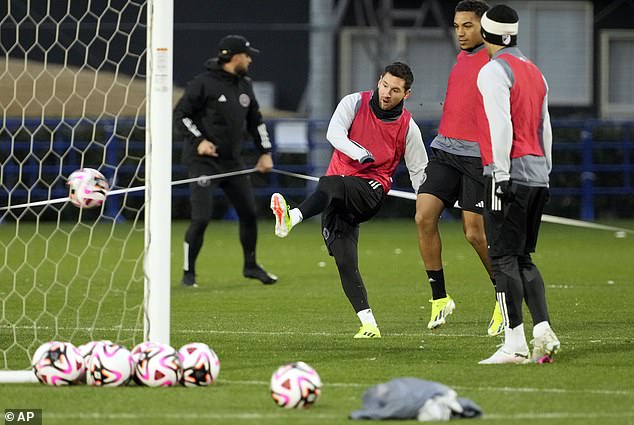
[427,296,455,329]
[270,193,292,238]
[487,301,505,336]
[353,323,381,339]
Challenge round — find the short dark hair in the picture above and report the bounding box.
[455,0,490,18]
[383,62,414,91]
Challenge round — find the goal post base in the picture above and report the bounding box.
[0,371,39,384]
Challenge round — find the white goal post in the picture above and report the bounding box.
[0,0,172,382]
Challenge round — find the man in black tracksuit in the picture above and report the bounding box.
[174,35,277,287]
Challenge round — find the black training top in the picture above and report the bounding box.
[173,57,271,166]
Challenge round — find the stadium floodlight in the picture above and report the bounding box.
[0,0,172,382]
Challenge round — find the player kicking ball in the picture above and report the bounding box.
[271,62,428,338]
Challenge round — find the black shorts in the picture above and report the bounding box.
[320,176,385,255]
[483,177,549,257]
[417,148,485,213]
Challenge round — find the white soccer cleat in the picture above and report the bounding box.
[478,345,530,365]
[530,328,560,364]
[270,193,292,238]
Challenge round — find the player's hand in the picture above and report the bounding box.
[495,180,515,202]
[255,153,273,173]
[197,139,218,157]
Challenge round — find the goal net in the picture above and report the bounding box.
[0,0,172,378]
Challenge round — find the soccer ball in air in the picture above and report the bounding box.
[67,168,109,208]
[270,361,322,409]
[178,342,220,387]
[32,341,85,386]
[134,342,182,387]
[85,342,134,386]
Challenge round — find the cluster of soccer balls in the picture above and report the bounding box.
[32,340,220,387]
[33,340,322,407]
[67,168,109,209]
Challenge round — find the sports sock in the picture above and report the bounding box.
[356,308,377,327]
[426,269,446,299]
[289,208,303,227]
[504,323,528,351]
[532,321,551,339]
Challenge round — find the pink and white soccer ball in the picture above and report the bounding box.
[85,342,134,387]
[134,342,182,387]
[67,168,109,208]
[178,342,220,387]
[270,361,322,409]
[130,341,158,385]
[77,340,113,382]
[32,341,85,386]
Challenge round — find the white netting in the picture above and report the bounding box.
[0,0,148,370]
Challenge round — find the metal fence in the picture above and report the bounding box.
[1,118,633,221]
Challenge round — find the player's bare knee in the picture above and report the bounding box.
[464,229,486,248]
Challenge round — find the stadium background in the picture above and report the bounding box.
[1,0,633,222]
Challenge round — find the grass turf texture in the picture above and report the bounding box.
[1,218,633,424]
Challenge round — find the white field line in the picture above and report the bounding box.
[221,379,632,397]
[1,323,633,342]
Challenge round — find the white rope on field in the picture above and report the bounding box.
[0,168,257,212]
[270,169,634,235]
[1,166,632,235]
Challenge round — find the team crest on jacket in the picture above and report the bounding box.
[239,93,250,107]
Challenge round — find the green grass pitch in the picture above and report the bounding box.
[1,218,633,424]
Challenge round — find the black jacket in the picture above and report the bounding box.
[173,58,271,167]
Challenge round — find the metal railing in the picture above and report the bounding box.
[2,118,633,220]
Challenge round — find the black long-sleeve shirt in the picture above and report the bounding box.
[173,58,271,166]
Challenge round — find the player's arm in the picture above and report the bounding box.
[244,80,273,172]
[477,60,513,182]
[173,77,207,148]
[540,76,553,176]
[245,80,273,155]
[326,93,374,163]
[403,118,428,191]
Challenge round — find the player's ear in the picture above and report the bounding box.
[403,89,411,100]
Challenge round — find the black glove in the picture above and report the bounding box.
[359,154,375,164]
[495,180,515,202]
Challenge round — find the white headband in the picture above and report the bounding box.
[481,12,519,36]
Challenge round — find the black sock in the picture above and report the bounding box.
[427,269,446,300]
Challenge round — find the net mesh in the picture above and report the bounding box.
[0,0,148,369]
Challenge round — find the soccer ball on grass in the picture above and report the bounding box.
[32,341,85,386]
[85,342,134,386]
[270,361,322,409]
[178,342,220,387]
[133,342,182,387]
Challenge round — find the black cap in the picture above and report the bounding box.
[217,35,260,58]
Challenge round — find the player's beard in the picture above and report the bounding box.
[235,64,249,77]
